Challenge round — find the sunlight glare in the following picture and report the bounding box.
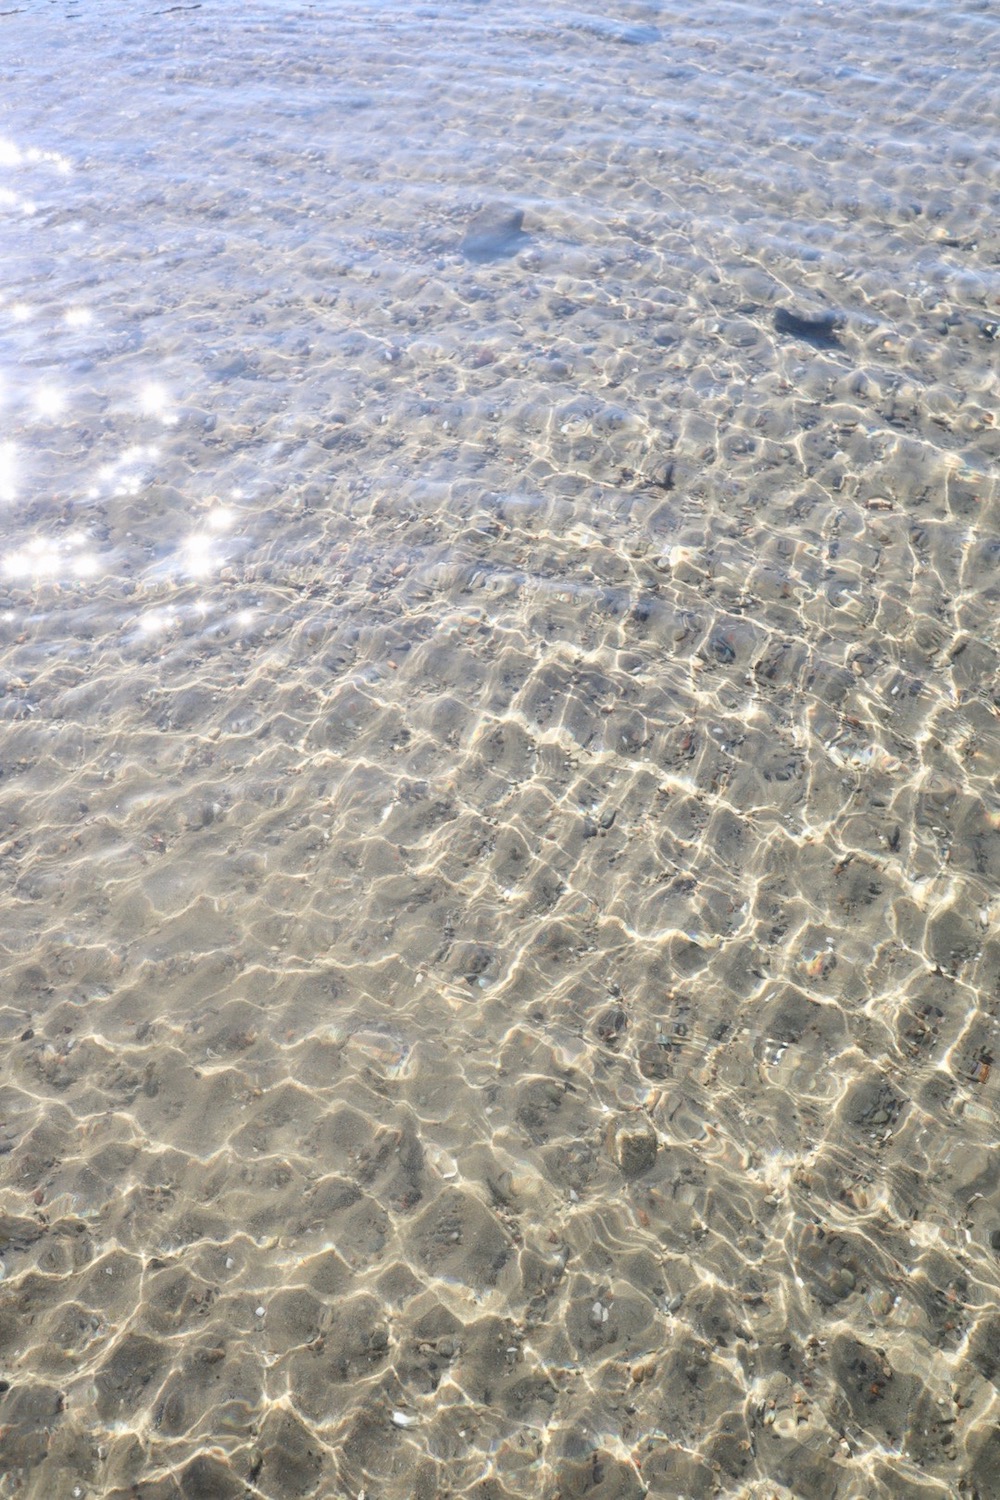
[71,551,101,579]
[4,538,60,579]
[138,382,176,424]
[181,532,215,579]
[2,532,100,583]
[34,385,67,419]
[137,608,176,638]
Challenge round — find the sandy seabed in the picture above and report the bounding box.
[1,2,999,1497]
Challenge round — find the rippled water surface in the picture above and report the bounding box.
[1,1,999,1496]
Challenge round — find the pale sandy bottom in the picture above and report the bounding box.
[1,2,999,1498]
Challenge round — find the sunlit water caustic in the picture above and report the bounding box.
[1,1,999,1496]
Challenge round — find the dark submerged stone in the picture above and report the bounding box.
[773,306,843,347]
[461,207,529,263]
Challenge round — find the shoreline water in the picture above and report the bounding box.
[1,3,999,1497]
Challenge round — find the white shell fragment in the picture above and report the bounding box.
[391,1410,418,1428]
[589,1300,610,1328]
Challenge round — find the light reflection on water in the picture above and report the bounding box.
[1,1,999,1497]
[2,533,100,583]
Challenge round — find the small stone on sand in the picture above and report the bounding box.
[460,207,530,263]
[611,1117,659,1177]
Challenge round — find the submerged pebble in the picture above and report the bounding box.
[773,305,843,346]
[460,206,530,263]
[610,1116,659,1178]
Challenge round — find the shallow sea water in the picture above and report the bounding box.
[1,1,999,1496]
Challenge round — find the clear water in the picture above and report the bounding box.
[1,2,999,1497]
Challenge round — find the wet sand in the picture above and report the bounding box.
[1,1,999,1497]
